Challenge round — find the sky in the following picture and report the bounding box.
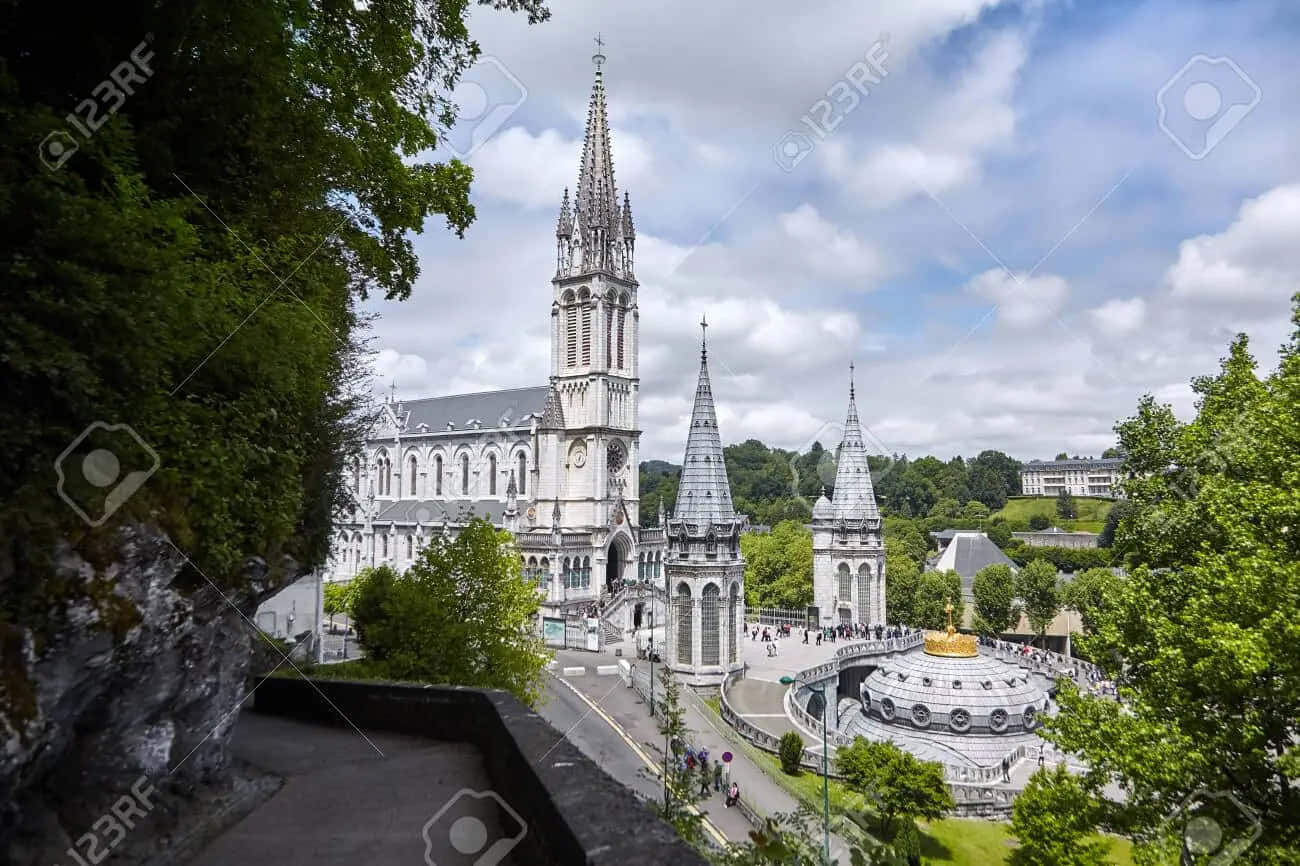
[362,0,1300,465]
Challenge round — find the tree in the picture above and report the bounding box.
[972,564,1018,636]
[1014,559,1060,647]
[885,550,921,627]
[349,520,548,705]
[929,498,962,519]
[778,731,804,775]
[1009,765,1109,866]
[1095,498,1131,550]
[1055,452,1070,460]
[835,737,953,838]
[1060,568,1122,635]
[741,520,813,609]
[961,500,990,521]
[985,518,1013,548]
[323,582,347,629]
[1101,447,1122,459]
[1055,488,1078,520]
[649,659,710,851]
[914,570,963,630]
[1046,322,1300,862]
[1028,514,1052,531]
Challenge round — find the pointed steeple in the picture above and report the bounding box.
[830,362,880,521]
[556,187,572,237]
[674,317,736,523]
[539,381,565,430]
[576,46,619,230]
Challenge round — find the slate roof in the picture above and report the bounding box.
[827,376,880,521]
[1022,457,1123,472]
[373,499,507,525]
[399,386,549,433]
[931,532,1018,600]
[673,334,737,524]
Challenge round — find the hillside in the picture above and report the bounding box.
[992,495,1115,533]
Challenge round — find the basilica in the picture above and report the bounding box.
[324,49,669,630]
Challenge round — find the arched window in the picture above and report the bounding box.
[376,451,391,496]
[566,304,578,367]
[488,453,498,495]
[563,557,571,589]
[728,583,740,663]
[838,563,852,602]
[540,557,550,587]
[460,454,470,495]
[381,534,388,558]
[406,534,414,560]
[858,563,871,623]
[580,301,592,365]
[617,303,626,369]
[702,584,720,665]
[351,458,361,494]
[676,583,693,664]
[582,556,591,588]
[408,455,418,496]
[434,455,443,496]
[604,299,613,367]
[517,452,527,495]
[654,551,661,578]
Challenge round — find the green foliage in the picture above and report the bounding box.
[742,521,814,609]
[915,570,964,630]
[1005,545,1113,573]
[0,0,548,721]
[712,804,887,866]
[650,660,711,849]
[347,521,547,706]
[961,500,990,521]
[893,820,922,864]
[1096,499,1130,550]
[1101,447,1122,459]
[985,519,1013,548]
[1014,559,1060,645]
[885,550,921,628]
[1056,489,1079,520]
[994,497,1114,534]
[640,460,681,527]
[1009,766,1110,866]
[836,737,954,838]
[1060,568,1122,635]
[1056,452,1070,461]
[930,498,963,519]
[972,564,1018,636]
[778,731,805,775]
[1028,514,1052,531]
[1045,320,1300,862]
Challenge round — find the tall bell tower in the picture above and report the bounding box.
[538,39,640,533]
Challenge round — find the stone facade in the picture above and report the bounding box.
[1019,457,1123,498]
[811,371,886,627]
[293,54,667,621]
[664,325,746,687]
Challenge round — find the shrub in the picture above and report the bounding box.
[1028,514,1052,530]
[893,819,922,864]
[349,564,398,658]
[778,731,805,775]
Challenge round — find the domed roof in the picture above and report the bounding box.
[812,494,834,519]
[862,650,1051,734]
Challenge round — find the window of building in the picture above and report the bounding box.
[517,452,527,495]
[488,453,497,495]
[580,304,592,365]
[381,535,388,558]
[408,455,418,496]
[461,454,469,494]
[566,304,578,367]
[434,455,443,496]
[617,306,626,368]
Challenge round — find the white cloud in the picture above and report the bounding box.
[965,269,1069,328]
[1166,183,1300,306]
[469,125,653,209]
[1088,297,1146,333]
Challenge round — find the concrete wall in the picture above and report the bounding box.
[253,572,321,641]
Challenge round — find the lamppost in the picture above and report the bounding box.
[648,608,656,716]
[780,675,830,866]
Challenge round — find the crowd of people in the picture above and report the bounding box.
[748,620,913,654]
[674,742,740,808]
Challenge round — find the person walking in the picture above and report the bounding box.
[698,763,712,797]
[772,637,779,657]
[1001,757,1010,782]
[802,628,809,644]
[815,630,822,646]
[713,760,724,792]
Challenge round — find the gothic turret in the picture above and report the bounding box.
[556,42,634,281]
[672,318,737,526]
[829,362,880,521]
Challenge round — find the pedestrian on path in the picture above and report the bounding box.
[815,630,822,646]
[713,760,723,792]
[1001,757,1010,782]
[1038,750,1045,769]
[698,764,712,797]
[802,628,809,644]
[725,782,739,808]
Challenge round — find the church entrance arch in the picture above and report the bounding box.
[605,534,629,595]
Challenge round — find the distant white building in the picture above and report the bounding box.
[1019,457,1123,498]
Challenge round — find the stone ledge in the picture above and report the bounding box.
[249,677,710,866]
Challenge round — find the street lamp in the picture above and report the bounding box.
[781,675,830,866]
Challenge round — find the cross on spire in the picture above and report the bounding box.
[700,314,709,361]
[592,33,606,69]
[849,360,855,401]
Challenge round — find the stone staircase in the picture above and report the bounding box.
[600,619,623,645]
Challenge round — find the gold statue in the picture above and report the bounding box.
[924,595,977,658]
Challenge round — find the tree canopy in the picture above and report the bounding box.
[835,737,954,838]
[1014,559,1060,646]
[972,563,1018,636]
[741,520,813,609]
[1043,315,1300,863]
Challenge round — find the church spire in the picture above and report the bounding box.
[554,38,633,280]
[673,317,735,524]
[830,363,880,520]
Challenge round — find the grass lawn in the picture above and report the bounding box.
[994,495,1114,533]
[746,748,1134,865]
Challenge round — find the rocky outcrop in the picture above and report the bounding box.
[1,525,292,864]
